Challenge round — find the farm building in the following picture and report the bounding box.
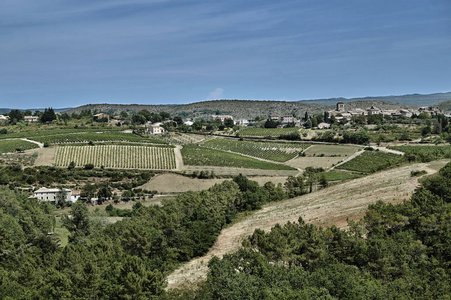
[317,122,331,129]
[32,187,72,203]
[211,115,233,122]
[24,116,39,122]
[148,124,165,134]
[93,113,109,121]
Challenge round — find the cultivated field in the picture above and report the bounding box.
[0,139,40,153]
[54,145,176,169]
[202,138,310,162]
[303,144,361,157]
[181,145,296,170]
[239,127,306,137]
[32,131,166,145]
[336,150,406,173]
[167,160,449,289]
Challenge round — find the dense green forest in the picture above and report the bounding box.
[0,175,285,299]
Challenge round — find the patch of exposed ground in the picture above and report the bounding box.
[33,147,57,166]
[138,173,289,193]
[182,166,299,176]
[167,160,449,289]
[285,156,344,170]
[140,173,227,193]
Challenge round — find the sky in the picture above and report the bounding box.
[1,0,450,109]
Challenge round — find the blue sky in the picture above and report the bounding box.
[1,0,450,108]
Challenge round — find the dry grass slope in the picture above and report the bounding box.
[167,159,450,289]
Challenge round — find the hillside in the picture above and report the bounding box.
[300,91,451,106]
[437,100,451,114]
[65,100,332,120]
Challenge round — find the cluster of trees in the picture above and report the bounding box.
[0,174,288,298]
[6,108,57,124]
[169,161,451,299]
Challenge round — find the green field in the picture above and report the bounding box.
[304,144,361,157]
[389,145,451,162]
[202,138,310,162]
[336,151,407,174]
[239,127,304,137]
[0,139,40,153]
[181,145,295,170]
[54,145,176,169]
[0,127,123,140]
[32,131,167,145]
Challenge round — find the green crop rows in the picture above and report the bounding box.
[181,145,296,170]
[389,145,451,162]
[0,140,40,153]
[32,132,167,145]
[336,151,407,174]
[202,138,310,162]
[239,127,303,137]
[54,145,176,169]
[0,127,123,140]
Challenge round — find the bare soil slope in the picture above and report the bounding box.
[167,160,449,289]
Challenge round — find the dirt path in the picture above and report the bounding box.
[174,146,184,170]
[167,160,449,289]
[21,138,44,149]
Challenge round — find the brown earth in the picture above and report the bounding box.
[33,147,57,166]
[139,173,289,193]
[166,160,450,289]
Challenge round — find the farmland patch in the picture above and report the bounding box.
[181,145,296,170]
[54,145,176,170]
[202,138,310,162]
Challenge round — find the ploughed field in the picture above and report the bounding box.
[54,145,176,170]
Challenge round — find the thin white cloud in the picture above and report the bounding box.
[207,88,224,100]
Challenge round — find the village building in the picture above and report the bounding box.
[24,116,39,122]
[211,115,233,122]
[367,106,381,115]
[280,115,296,124]
[184,120,194,126]
[317,122,331,129]
[234,119,249,126]
[93,113,110,121]
[32,187,72,203]
[148,123,165,134]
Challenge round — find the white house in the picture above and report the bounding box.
[211,115,233,122]
[24,116,39,122]
[33,187,72,203]
[317,122,331,129]
[184,120,194,126]
[148,123,165,135]
[234,119,249,126]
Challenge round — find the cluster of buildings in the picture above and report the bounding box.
[327,102,443,122]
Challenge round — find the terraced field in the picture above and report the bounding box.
[202,138,310,162]
[54,145,176,169]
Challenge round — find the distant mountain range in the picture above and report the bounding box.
[2,92,450,118]
[299,92,451,106]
